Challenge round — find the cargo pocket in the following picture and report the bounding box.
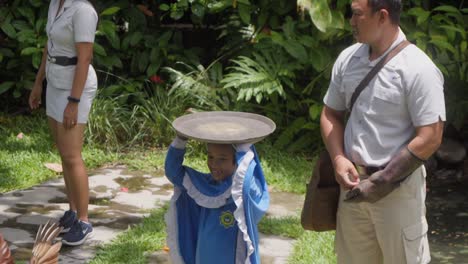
[402,219,431,264]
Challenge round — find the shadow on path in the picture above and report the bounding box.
[427,172,468,264]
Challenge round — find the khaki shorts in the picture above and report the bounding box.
[46,84,97,124]
[335,166,431,264]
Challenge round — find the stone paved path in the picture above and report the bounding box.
[0,166,303,263]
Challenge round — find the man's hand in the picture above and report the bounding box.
[345,146,424,203]
[333,155,359,189]
[344,171,397,203]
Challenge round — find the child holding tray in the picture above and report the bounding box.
[164,111,274,264]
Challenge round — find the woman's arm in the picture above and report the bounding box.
[29,46,48,109]
[63,42,93,128]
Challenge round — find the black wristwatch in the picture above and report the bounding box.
[67,96,80,103]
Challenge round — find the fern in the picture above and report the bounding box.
[163,62,227,110]
[221,49,297,103]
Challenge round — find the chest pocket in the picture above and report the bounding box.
[371,88,403,115]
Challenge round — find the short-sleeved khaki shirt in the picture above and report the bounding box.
[323,30,446,166]
[45,0,98,90]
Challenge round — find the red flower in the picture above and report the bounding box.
[150,75,164,84]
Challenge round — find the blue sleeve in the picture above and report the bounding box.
[246,163,269,224]
[165,145,188,187]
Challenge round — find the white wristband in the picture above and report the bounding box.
[171,136,188,149]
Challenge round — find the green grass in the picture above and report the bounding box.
[0,112,330,263]
[289,231,336,264]
[160,140,315,194]
[90,207,168,264]
[259,215,336,263]
[0,112,117,193]
[259,215,304,239]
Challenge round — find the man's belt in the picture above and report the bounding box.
[355,165,384,176]
[47,55,78,66]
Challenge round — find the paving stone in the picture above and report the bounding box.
[0,228,33,243]
[260,234,295,264]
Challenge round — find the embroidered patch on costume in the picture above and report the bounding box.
[220,211,235,228]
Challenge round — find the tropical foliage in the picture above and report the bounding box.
[1,0,467,151]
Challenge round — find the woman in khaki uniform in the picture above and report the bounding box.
[29,0,98,246]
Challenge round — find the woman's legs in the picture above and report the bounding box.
[48,118,77,212]
[51,117,89,222]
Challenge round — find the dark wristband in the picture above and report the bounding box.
[67,96,80,103]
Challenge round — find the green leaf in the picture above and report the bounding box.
[99,21,120,49]
[207,0,231,12]
[191,3,205,18]
[138,52,149,72]
[438,25,466,40]
[433,5,460,14]
[283,40,308,63]
[238,3,251,24]
[100,55,122,69]
[309,103,321,120]
[21,47,40,56]
[1,22,17,38]
[35,18,47,33]
[18,7,35,25]
[297,0,332,32]
[329,10,345,30]
[258,10,268,27]
[0,53,3,63]
[407,7,430,25]
[309,48,328,71]
[158,31,173,46]
[147,62,161,76]
[101,7,121,16]
[93,43,107,56]
[13,87,21,98]
[12,20,30,31]
[461,41,467,55]
[429,39,457,54]
[0,82,15,95]
[32,52,42,69]
[150,47,160,63]
[16,29,36,44]
[0,48,15,57]
[130,32,143,46]
[170,10,184,20]
[159,4,170,11]
[29,0,42,7]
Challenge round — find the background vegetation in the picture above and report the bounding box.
[1,0,466,153]
[0,1,466,262]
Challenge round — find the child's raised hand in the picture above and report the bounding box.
[176,134,189,141]
[233,143,252,152]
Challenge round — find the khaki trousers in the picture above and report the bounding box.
[335,166,431,264]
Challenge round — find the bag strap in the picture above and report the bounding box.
[349,40,411,112]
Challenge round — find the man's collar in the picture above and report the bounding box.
[352,27,407,65]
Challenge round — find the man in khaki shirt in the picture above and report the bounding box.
[321,0,445,263]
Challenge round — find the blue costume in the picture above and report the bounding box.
[164,139,269,264]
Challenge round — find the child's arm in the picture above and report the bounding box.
[164,136,189,187]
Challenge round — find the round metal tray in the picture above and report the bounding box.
[172,111,276,143]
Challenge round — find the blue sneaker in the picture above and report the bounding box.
[62,220,93,246]
[58,210,77,233]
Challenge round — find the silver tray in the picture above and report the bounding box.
[172,111,276,143]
